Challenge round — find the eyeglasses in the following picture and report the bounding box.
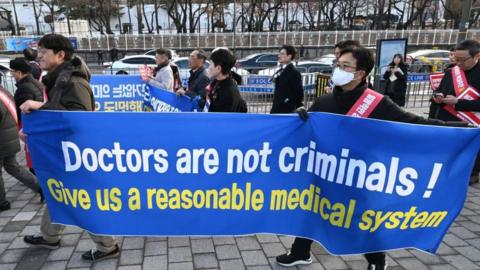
[455,56,472,63]
[38,48,51,55]
[335,62,357,71]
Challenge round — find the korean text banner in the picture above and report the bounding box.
[23,111,480,255]
[143,84,200,112]
[90,75,145,112]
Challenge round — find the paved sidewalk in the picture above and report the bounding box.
[1,131,480,270]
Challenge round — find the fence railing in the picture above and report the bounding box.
[0,70,434,113]
[2,29,480,52]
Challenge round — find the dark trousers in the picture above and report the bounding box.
[0,154,40,203]
[470,153,480,181]
[291,237,386,265]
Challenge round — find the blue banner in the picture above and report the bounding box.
[5,37,78,51]
[143,84,200,112]
[90,75,145,112]
[23,111,480,255]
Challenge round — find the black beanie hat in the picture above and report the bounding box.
[9,57,32,73]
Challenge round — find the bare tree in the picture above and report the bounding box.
[41,0,58,32]
[0,8,16,35]
[31,0,42,34]
[402,0,432,29]
[11,0,21,34]
[167,0,187,33]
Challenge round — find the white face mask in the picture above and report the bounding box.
[331,67,355,86]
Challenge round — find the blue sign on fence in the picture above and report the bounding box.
[90,75,145,112]
[247,76,272,85]
[408,73,430,82]
[5,37,78,51]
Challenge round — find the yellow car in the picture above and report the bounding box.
[406,49,450,73]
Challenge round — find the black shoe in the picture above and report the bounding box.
[23,235,60,249]
[0,201,10,211]
[470,176,479,185]
[39,188,45,203]
[367,263,387,270]
[276,252,312,267]
[82,244,120,261]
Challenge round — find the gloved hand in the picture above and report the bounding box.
[296,106,308,121]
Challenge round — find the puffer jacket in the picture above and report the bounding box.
[14,74,44,123]
[41,56,95,111]
[0,88,20,158]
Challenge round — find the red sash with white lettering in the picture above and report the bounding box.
[429,72,444,91]
[443,66,480,126]
[347,88,383,118]
[0,90,18,125]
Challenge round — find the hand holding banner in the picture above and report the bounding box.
[139,65,153,82]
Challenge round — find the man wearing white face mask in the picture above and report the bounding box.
[276,46,467,270]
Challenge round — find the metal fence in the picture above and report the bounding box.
[0,71,432,113]
[2,29,480,52]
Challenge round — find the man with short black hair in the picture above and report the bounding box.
[270,45,304,114]
[276,46,465,270]
[206,47,247,112]
[20,34,119,262]
[10,57,44,175]
[10,57,43,123]
[334,40,361,60]
[429,39,480,184]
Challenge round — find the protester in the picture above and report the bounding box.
[429,39,480,185]
[177,49,210,98]
[205,47,247,112]
[97,50,104,66]
[10,58,43,124]
[109,46,119,62]
[276,46,467,270]
[10,57,44,174]
[446,46,456,69]
[167,50,182,91]
[23,48,42,80]
[270,45,303,114]
[383,54,408,107]
[20,34,119,261]
[0,87,43,210]
[333,40,361,60]
[143,48,174,91]
[324,40,362,94]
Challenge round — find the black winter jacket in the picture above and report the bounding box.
[208,77,247,113]
[187,67,210,98]
[383,64,408,107]
[41,57,95,111]
[271,63,304,114]
[0,88,20,158]
[14,74,44,124]
[429,63,480,121]
[310,83,466,127]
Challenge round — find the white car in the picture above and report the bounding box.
[144,49,179,60]
[172,57,249,81]
[106,55,157,75]
[406,49,450,73]
[314,54,336,66]
[258,61,333,76]
[0,58,15,94]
